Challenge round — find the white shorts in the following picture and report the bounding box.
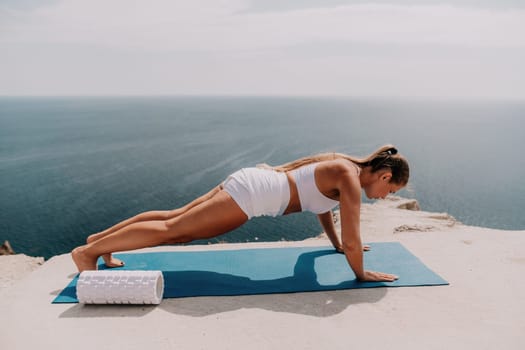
[222,167,290,219]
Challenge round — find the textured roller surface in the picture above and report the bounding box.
[76,270,164,304]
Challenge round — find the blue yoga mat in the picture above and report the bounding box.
[53,242,448,303]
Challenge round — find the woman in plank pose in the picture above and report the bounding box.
[72,144,409,282]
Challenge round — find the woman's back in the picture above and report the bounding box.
[290,162,341,214]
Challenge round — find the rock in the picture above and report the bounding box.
[0,240,15,255]
[393,224,435,233]
[428,213,457,226]
[396,199,420,211]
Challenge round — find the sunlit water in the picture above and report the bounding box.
[1,96,523,259]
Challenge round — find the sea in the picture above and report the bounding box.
[1,96,524,259]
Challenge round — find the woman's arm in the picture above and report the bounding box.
[318,211,370,253]
[337,170,398,282]
[317,211,343,253]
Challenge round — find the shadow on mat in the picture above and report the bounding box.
[162,250,373,296]
[59,249,387,318]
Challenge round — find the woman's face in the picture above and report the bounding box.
[364,170,405,200]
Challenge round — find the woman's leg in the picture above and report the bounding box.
[86,210,173,267]
[72,189,247,272]
[87,185,222,267]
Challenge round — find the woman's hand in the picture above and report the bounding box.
[358,270,399,282]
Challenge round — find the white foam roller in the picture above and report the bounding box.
[77,270,164,305]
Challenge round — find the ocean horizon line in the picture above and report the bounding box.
[1,94,525,103]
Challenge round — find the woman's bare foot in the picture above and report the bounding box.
[71,246,98,272]
[103,254,125,268]
[87,233,125,268]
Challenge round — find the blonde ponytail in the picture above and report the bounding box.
[263,144,409,185]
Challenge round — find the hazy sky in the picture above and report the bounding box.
[1,0,524,99]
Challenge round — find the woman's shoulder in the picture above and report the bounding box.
[315,159,361,196]
[317,158,360,176]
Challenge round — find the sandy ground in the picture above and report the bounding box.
[0,254,44,294]
[1,197,524,350]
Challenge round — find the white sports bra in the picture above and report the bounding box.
[290,163,339,214]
